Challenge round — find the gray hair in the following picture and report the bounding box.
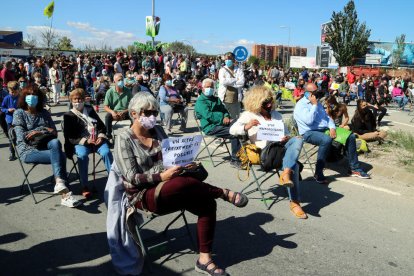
[202,78,215,88]
[128,92,159,118]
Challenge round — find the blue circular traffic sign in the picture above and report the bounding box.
[233,46,249,62]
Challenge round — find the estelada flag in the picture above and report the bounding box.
[44,1,55,18]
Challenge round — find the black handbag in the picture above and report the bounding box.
[179,163,208,181]
[28,132,57,150]
[260,142,285,172]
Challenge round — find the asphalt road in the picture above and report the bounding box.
[0,100,413,276]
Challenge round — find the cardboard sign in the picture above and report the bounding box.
[161,135,202,168]
[256,120,285,142]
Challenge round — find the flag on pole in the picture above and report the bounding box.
[44,1,55,18]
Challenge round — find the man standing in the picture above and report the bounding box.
[103,73,132,140]
[294,83,370,184]
[270,65,280,84]
[49,62,63,104]
[218,52,245,120]
[195,78,242,168]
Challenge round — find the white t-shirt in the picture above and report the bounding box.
[114,62,122,74]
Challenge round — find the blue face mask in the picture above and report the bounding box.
[19,82,26,89]
[165,80,173,86]
[204,88,214,97]
[225,59,233,67]
[304,91,311,99]
[25,95,38,107]
[117,80,124,88]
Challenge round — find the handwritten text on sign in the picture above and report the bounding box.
[161,135,202,168]
[256,120,285,142]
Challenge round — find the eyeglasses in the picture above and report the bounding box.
[141,109,159,117]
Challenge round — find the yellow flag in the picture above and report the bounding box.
[43,1,55,18]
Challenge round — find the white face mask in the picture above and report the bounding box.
[139,115,157,129]
[73,102,84,111]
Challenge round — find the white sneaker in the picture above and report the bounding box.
[54,179,69,194]
[61,192,82,208]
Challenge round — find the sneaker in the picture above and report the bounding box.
[61,192,82,208]
[350,169,370,179]
[230,160,243,169]
[54,179,69,194]
[214,138,224,146]
[8,155,16,161]
[314,174,329,185]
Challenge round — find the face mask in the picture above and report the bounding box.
[225,59,233,67]
[117,80,124,88]
[25,95,38,107]
[304,91,311,99]
[165,80,173,86]
[204,87,214,97]
[139,115,157,129]
[19,82,26,89]
[73,102,84,111]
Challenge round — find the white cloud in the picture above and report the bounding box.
[27,25,72,37]
[213,38,256,53]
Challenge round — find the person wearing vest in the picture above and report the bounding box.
[218,52,245,120]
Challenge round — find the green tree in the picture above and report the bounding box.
[325,0,371,66]
[57,36,74,51]
[392,34,406,68]
[247,56,259,66]
[163,41,195,55]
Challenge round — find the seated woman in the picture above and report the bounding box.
[12,85,80,207]
[63,88,113,198]
[351,99,387,142]
[325,95,350,129]
[229,86,307,219]
[392,81,409,111]
[114,92,248,276]
[158,74,188,135]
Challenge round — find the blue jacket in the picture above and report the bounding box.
[1,94,19,124]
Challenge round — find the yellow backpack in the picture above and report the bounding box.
[236,144,261,181]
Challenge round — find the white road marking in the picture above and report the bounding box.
[391,121,414,128]
[336,177,401,196]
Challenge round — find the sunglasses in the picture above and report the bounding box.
[262,97,274,106]
[141,109,159,117]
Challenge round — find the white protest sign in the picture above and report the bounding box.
[161,135,202,168]
[256,120,285,142]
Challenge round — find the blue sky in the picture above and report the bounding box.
[1,0,413,55]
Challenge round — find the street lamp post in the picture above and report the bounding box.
[280,25,291,68]
[152,0,155,48]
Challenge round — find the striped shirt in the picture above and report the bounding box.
[114,126,167,206]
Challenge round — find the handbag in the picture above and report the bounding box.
[223,67,238,104]
[179,162,208,181]
[236,144,261,181]
[260,142,285,172]
[28,132,57,150]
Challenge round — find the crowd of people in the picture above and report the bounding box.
[1,50,413,275]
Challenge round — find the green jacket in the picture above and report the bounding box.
[195,93,230,134]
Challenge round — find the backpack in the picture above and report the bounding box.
[356,138,369,153]
[326,140,344,163]
[260,142,285,172]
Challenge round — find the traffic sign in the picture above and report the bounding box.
[233,46,248,62]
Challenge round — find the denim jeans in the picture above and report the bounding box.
[75,142,113,187]
[287,164,301,201]
[303,130,332,177]
[393,96,409,109]
[303,130,360,176]
[282,137,303,170]
[207,124,241,161]
[24,138,67,180]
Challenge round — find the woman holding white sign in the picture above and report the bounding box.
[114,92,248,276]
[230,86,307,219]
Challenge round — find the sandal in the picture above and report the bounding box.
[222,189,248,208]
[279,171,294,187]
[195,259,227,276]
[290,201,308,219]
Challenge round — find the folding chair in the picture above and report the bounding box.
[236,136,291,210]
[8,127,54,204]
[193,110,231,167]
[131,208,196,271]
[290,118,317,176]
